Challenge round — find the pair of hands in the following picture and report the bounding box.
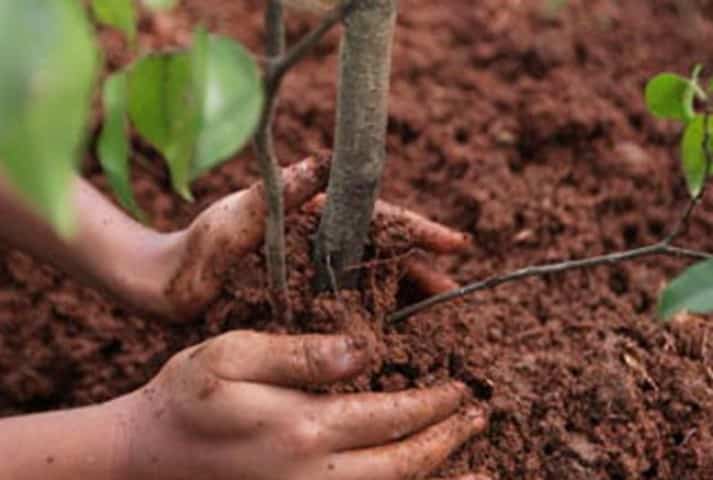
[0,156,486,479]
[114,158,484,479]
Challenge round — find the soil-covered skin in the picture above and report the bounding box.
[3,0,713,478]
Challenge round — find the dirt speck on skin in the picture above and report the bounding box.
[3,0,713,478]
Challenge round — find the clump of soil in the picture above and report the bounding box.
[3,0,713,478]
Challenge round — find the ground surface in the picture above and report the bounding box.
[2,0,713,478]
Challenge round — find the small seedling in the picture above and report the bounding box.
[645,64,711,196]
[645,65,713,319]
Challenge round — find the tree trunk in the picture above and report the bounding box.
[314,0,397,290]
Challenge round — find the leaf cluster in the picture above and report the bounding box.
[645,66,713,319]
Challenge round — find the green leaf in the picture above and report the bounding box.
[142,0,178,10]
[127,52,199,200]
[659,259,713,320]
[645,73,696,123]
[126,33,263,199]
[680,115,712,197]
[191,34,264,178]
[0,0,97,236]
[98,73,145,219]
[91,0,137,45]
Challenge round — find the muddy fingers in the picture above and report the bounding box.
[306,194,471,254]
[324,406,487,480]
[165,156,332,320]
[371,200,471,254]
[201,155,331,252]
[312,382,469,451]
[305,194,468,295]
[198,331,369,387]
[404,258,461,295]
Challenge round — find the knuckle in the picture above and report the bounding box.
[203,330,256,371]
[299,338,326,383]
[201,336,228,369]
[162,345,196,378]
[192,370,224,401]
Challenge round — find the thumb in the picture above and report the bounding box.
[188,153,331,256]
[198,331,370,387]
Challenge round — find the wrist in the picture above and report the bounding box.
[102,395,137,480]
[103,391,144,480]
[111,381,180,480]
[0,399,135,480]
[105,229,187,319]
[67,178,190,321]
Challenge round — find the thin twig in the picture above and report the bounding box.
[390,243,711,322]
[254,0,290,319]
[665,245,712,260]
[253,1,352,319]
[389,113,713,323]
[270,1,356,84]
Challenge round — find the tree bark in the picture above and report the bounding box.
[314,0,397,290]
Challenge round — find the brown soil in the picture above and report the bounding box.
[3,0,713,478]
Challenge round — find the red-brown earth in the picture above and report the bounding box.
[3,0,713,478]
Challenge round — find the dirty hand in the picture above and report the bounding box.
[161,159,471,322]
[0,156,469,323]
[118,331,487,480]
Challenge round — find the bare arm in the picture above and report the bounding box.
[0,175,183,315]
[0,398,130,480]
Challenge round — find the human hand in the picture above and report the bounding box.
[160,155,331,321]
[306,194,471,296]
[158,158,470,322]
[117,331,487,480]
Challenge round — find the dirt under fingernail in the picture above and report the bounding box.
[465,407,487,429]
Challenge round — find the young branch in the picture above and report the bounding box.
[314,0,398,291]
[253,1,353,317]
[389,113,713,323]
[390,243,711,323]
[270,1,356,83]
[254,0,289,317]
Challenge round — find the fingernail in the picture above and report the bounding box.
[465,406,487,429]
[345,335,369,352]
[450,381,469,396]
[335,336,369,371]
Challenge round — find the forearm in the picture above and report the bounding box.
[0,397,132,480]
[0,174,184,316]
